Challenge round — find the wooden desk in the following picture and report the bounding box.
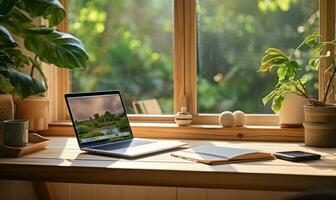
[0,137,335,192]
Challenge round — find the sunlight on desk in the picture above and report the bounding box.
[0,137,335,191]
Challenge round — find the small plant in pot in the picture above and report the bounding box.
[0,0,88,131]
[258,32,336,147]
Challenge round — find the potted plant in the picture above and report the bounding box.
[258,32,336,147]
[0,0,88,132]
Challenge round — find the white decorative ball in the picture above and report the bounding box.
[233,110,246,127]
[218,111,234,127]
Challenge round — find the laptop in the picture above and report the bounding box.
[65,90,186,157]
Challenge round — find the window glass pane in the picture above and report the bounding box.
[197,0,319,113]
[69,0,173,114]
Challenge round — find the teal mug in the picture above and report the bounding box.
[3,119,29,147]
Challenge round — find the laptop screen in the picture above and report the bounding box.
[66,92,133,144]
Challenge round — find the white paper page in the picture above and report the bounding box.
[189,145,258,159]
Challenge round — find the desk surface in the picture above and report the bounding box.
[0,137,335,191]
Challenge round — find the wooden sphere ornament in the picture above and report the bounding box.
[218,111,234,127]
[233,110,246,127]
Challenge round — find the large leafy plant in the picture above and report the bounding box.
[258,32,336,113]
[0,0,88,98]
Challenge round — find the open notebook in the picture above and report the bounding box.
[171,145,275,165]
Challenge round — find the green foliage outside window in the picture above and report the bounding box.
[197,0,319,113]
[69,0,173,113]
[70,0,319,114]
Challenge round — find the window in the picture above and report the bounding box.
[197,0,319,114]
[69,0,174,114]
[50,0,335,126]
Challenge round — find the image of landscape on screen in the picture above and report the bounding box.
[68,94,131,143]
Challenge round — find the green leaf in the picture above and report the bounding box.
[0,0,21,16]
[271,95,284,114]
[262,91,276,105]
[26,26,54,35]
[258,59,287,72]
[1,48,30,68]
[24,30,88,69]
[288,60,301,71]
[5,7,32,23]
[284,81,300,92]
[259,49,288,73]
[265,48,286,57]
[0,74,14,94]
[1,7,32,37]
[261,53,286,63]
[0,51,15,67]
[277,66,287,81]
[0,67,46,98]
[258,62,272,72]
[19,0,66,27]
[300,76,308,84]
[303,33,325,51]
[266,57,287,65]
[303,32,319,45]
[309,58,319,70]
[0,26,17,48]
[270,58,288,67]
[286,66,295,80]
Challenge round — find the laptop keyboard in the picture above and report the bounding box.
[92,140,155,151]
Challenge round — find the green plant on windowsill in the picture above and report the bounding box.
[258,32,336,113]
[0,0,89,99]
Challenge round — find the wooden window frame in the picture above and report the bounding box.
[320,0,336,103]
[44,0,335,139]
[176,0,335,125]
[46,0,70,123]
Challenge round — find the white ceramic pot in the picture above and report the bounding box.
[279,93,308,127]
[304,104,336,147]
[14,97,49,132]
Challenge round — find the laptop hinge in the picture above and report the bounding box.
[87,138,134,148]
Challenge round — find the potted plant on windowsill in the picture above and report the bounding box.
[0,0,88,132]
[258,32,336,147]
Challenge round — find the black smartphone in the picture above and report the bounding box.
[274,151,321,162]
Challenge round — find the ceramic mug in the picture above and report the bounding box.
[3,119,29,147]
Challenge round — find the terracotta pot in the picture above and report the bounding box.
[15,97,49,132]
[303,104,336,147]
[279,93,308,127]
[0,94,15,135]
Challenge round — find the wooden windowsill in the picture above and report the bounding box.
[40,122,304,142]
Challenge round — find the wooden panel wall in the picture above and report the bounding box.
[0,181,299,200]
